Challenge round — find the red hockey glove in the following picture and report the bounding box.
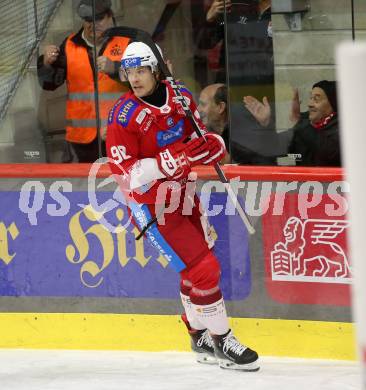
[157,134,226,180]
[157,137,208,179]
[201,133,226,165]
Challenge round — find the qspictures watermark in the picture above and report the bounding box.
[17,160,350,232]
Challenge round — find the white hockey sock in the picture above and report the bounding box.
[180,292,206,331]
[191,297,230,335]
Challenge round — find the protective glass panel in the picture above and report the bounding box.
[0,0,359,164]
[0,0,63,163]
[36,0,203,163]
[225,0,355,167]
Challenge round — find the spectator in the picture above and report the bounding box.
[196,0,276,162]
[195,0,230,83]
[198,83,276,164]
[197,0,273,88]
[289,80,340,166]
[37,0,130,162]
[244,80,341,166]
[197,83,230,163]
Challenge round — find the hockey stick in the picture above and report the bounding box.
[105,26,255,235]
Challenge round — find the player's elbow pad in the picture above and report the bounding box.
[129,158,165,190]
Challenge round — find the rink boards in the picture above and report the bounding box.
[0,164,355,360]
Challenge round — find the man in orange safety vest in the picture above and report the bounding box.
[37,0,129,162]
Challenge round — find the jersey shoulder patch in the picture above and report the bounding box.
[108,94,127,124]
[116,98,140,127]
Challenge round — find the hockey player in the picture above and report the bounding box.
[106,41,259,371]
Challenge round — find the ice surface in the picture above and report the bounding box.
[0,350,361,390]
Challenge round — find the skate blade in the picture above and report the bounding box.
[218,359,260,371]
[196,352,218,365]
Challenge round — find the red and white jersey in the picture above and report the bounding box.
[106,81,206,204]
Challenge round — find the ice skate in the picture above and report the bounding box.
[189,328,217,365]
[212,330,259,371]
[182,313,217,365]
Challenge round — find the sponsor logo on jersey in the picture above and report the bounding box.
[108,108,115,124]
[160,105,171,114]
[117,99,138,127]
[108,97,125,124]
[136,109,147,125]
[157,119,184,147]
[141,116,154,133]
[121,57,141,69]
[167,117,174,127]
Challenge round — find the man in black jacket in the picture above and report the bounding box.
[287,80,341,166]
[197,0,273,89]
[244,80,341,166]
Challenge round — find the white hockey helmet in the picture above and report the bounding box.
[120,41,162,74]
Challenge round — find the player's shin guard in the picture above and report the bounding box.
[191,296,230,336]
[180,290,205,331]
[180,288,216,364]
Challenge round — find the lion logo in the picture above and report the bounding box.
[271,217,351,283]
